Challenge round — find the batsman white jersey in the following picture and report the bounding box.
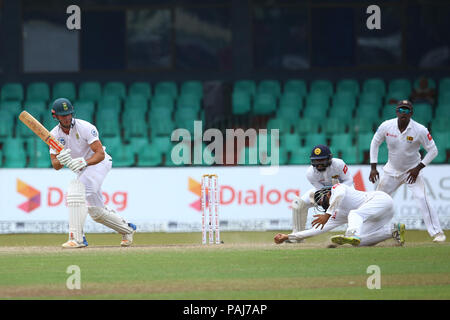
[289,184,396,246]
[370,118,442,237]
[49,119,112,207]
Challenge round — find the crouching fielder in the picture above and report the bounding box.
[274,184,405,247]
[50,98,136,248]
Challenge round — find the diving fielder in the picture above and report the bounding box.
[274,184,405,247]
[50,98,136,248]
[369,100,445,242]
[287,144,353,243]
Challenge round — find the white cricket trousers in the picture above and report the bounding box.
[377,172,443,237]
[77,156,112,207]
[346,191,395,246]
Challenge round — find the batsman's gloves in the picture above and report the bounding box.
[67,157,87,173]
[56,148,72,166]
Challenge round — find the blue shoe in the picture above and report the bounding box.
[83,235,89,247]
[331,235,361,246]
[128,223,137,231]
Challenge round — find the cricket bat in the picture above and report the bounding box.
[18,111,64,153]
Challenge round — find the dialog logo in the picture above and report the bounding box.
[17,179,41,213]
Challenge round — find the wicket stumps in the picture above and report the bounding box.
[201,174,220,245]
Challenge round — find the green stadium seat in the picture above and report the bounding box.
[431,132,447,163]
[310,80,333,97]
[0,100,22,117]
[96,110,120,137]
[234,80,256,96]
[295,118,320,135]
[110,143,135,167]
[438,77,450,93]
[0,149,3,167]
[413,103,433,124]
[177,93,201,112]
[435,104,450,118]
[0,110,14,138]
[276,105,300,127]
[377,143,389,164]
[362,78,386,97]
[305,92,329,108]
[27,139,51,168]
[155,81,178,100]
[332,91,356,111]
[124,94,149,114]
[103,81,127,100]
[385,90,410,105]
[355,102,381,120]
[304,133,326,147]
[26,82,50,102]
[24,100,46,120]
[151,93,175,112]
[431,117,450,133]
[128,82,152,100]
[52,81,76,101]
[43,113,58,131]
[102,136,122,155]
[3,138,27,168]
[356,131,375,161]
[322,118,346,136]
[328,105,354,122]
[340,145,360,164]
[281,132,301,153]
[330,133,353,152]
[232,91,251,115]
[152,135,173,155]
[128,136,149,154]
[336,79,360,96]
[381,104,397,120]
[267,117,291,135]
[283,79,307,97]
[137,144,162,166]
[279,92,303,111]
[79,82,102,101]
[181,81,203,100]
[359,92,382,109]
[388,78,412,97]
[413,77,436,89]
[257,80,281,97]
[97,95,121,116]
[253,92,276,115]
[289,146,311,164]
[302,105,327,120]
[123,111,148,139]
[74,100,95,122]
[16,119,35,139]
[150,117,176,138]
[351,118,376,134]
[438,91,450,105]
[174,106,199,134]
[1,83,24,101]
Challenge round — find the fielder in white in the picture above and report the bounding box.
[49,98,136,248]
[274,184,405,247]
[286,144,353,243]
[369,100,445,243]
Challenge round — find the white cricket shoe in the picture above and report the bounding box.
[62,240,87,249]
[433,232,446,243]
[120,223,137,247]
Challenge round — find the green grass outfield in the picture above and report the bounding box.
[0,230,449,300]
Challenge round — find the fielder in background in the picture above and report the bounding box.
[49,98,137,248]
[369,100,445,243]
[274,184,406,247]
[286,144,353,243]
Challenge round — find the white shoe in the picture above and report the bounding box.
[62,240,87,248]
[120,223,137,247]
[284,239,304,244]
[433,233,446,243]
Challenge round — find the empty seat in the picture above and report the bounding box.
[26,82,50,102]
[3,138,27,168]
[302,105,327,120]
[330,133,353,152]
[381,104,397,120]
[388,78,412,97]
[257,80,281,97]
[103,81,127,100]
[359,91,382,109]
[0,100,22,117]
[413,103,433,124]
[283,79,307,97]
[322,118,347,136]
[340,146,360,164]
[385,90,410,105]
[336,79,360,96]
[74,100,95,122]
[279,92,303,111]
[137,144,162,166]
[304,133,326,147]
[281,132,301,153]
[253,92,276,115]
[435,103,450,118]
[232,91,251,115]
[124,94,149,114]
[233,80,256,96]
[295,118,320,135]
[177,93,201,112]
[79,82,102,101]
[151,93,175,112]
[289,146,311,165]
[1,83,24,101]
[438,77,450,93]
[110,144,135,167]
[332,91,356,111]
[97,95,121,116]
[355,102,381,120]
[154,81,178,100]
[123,111,148,139]
[96,110,120,137]
[267,117,290,135]
[128,82,152,100]
[305,92,329,108]
[310,80,333,97]
[180,81,203,100]
[24,100,46,121]
[362,78,386,97]
[52,81,76,101]
[0,110,14,138]
[27,139,51,168]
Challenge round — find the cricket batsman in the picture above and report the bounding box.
[49,98,136,248]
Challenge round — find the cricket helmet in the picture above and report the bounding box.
[310,144,332,171]
[51,98,74,118]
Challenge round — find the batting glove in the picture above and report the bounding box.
[56,148,72,166]
[67,157,87,173]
